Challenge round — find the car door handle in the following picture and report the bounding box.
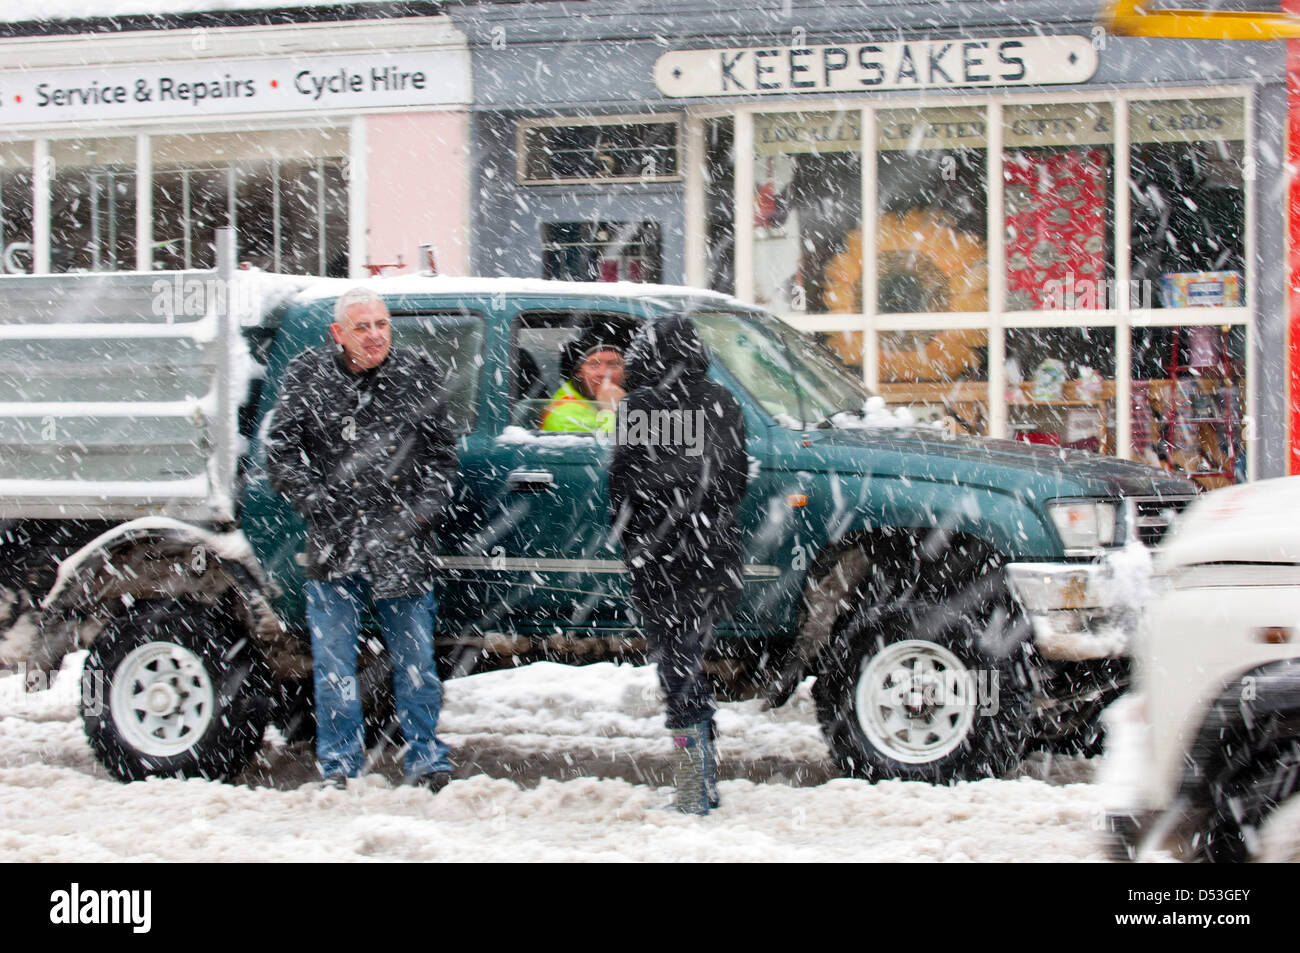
[507,469,556,493]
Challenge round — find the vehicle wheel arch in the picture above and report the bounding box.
[37,526,308,683]
[791,526,1024,685]
[1178,659,1300,810]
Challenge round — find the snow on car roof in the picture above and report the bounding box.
[289,274,738,308]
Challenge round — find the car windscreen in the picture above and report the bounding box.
[691,309,873,428]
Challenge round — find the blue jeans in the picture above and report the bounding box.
[306,576,452,779]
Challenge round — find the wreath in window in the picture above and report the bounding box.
[820,208,988,382]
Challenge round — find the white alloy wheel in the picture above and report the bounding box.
[109,641,216,757]
[854,639,977,764]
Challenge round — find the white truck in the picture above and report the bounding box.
[1103,475,1300,862]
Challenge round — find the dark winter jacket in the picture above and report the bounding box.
[608,314,748,609]
[265,345,459,598]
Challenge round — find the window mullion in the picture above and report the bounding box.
[684,111,706,288]
[734,110,754,304]
[1114,96,1133,461]
[1245,90,1258,481]
[135,134,151,272]
[317,157,327,276]
[861,106,877,391]
[987,101,1006,440]
[181,170,191,269]
[272,157,282,274]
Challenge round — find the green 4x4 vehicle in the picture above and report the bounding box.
[0,244,1198,785]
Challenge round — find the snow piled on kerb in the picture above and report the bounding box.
[0,654,1110,862]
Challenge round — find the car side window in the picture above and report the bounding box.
[390,312,485,435]
[510,310,638,432]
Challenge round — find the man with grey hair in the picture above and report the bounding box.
[266,287,459,791]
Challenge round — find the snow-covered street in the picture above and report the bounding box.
[1,653,1108,862]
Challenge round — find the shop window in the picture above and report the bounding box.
[0,142,33,275]
[752,110,862,314]
[518,117,680,185]
[728,91,1252,474]
[874,328,990,435]
[1006,326,1116,454]
[50,137,136,272]
[1003,102,1114,311]
[153,132,349,276]
[541,221,662,283]
[875,107,988,315]
[153,166,233,271]
[1131,324,1246,488]
[818,107,989,391]
[231,159,348,277]
[1130,98,1245,308]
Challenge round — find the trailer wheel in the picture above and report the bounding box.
[82,599,270,782]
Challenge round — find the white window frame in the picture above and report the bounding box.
[692,85,1256,478]
[3,117,352,276]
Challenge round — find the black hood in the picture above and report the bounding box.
[623,314,711,392]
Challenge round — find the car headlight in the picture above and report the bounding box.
[1048,500,1118,551]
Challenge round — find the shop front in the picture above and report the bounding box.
[457,0,1286,485]
[0,9,471,280]
[720,89,1255,489]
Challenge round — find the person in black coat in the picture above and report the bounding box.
[265,287,459,791]
[608,313,748,814]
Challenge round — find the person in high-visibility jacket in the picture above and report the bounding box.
[540,327,627,433]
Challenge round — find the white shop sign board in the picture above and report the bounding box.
[0,48,469,125]
[655,36,1098,98]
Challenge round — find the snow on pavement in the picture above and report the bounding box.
[0,653,1109,862]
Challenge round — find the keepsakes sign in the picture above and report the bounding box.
[0,49,469,124]
[654,36,1097,98]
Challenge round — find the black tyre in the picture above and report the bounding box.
[814,596,1032,784]
[1043,720,1108,758]
[1200,743,1300,863]
[81,599,271,782]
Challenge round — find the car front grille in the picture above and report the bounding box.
[1127,496,1196,547]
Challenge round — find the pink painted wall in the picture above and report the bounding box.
[364,111,469,276]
